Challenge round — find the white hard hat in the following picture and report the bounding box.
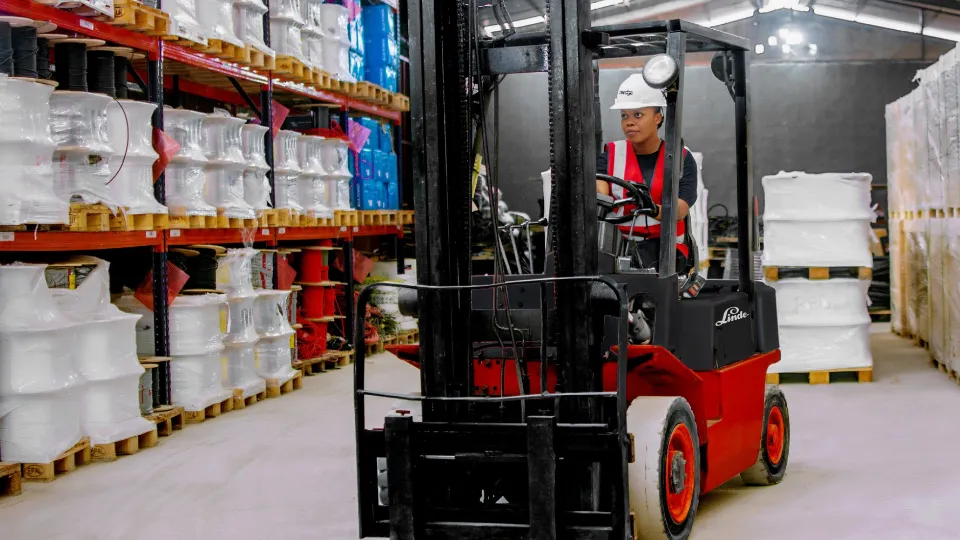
[610,73,666,110]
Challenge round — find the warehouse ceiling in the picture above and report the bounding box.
[479,0,960,41]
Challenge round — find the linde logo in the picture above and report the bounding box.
[716,306,749,327]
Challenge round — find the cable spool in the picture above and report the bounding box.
[174,245,224,291]
[0,22,14,76]
[11,25,37,78]
[325,287,336,316]
[254,289,294,337]
[87,48,116,97]
[300,285,326,319]
[48,37,105,92]
[168,293,226,356]
[93,46,137,99]
[300,245,335,282]
[37,35,53,80]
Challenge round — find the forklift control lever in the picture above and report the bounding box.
[596,173,658,224]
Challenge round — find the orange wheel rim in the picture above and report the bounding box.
[665,423,696,524]
[766,406,785,465]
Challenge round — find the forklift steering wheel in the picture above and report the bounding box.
[596,173,658,224]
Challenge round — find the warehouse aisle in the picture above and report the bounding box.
[1,327,957,540]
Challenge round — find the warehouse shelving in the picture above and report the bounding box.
[0,0,411,413]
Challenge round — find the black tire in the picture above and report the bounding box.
[741,385,790,486]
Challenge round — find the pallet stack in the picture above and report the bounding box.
[886,48,960,381]
[761,171,876,384]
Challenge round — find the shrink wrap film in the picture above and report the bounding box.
[170,352,233,411]
[106,100,167,215]
[197,0,244,47]
[254,334,297,383]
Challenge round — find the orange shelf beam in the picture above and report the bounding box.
[167,227,275,246]
[0,230,163,252]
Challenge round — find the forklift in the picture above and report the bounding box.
[353,2,790,539]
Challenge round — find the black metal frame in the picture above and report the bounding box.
[359,4,754,539]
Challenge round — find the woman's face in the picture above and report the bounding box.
[620,107,661,145]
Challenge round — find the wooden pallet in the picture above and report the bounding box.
[67,203,112,232]
[200,38,242,60]
[359,210,399,226]
[400,210,414,225]
[233,388,267,410]
[397,329,420,344]
[243,45,276,71]
[92,428,159,462]
[168,214,219,229]
[102,0,171,35]
[258,209,280,228]
[275,55,308,82]
[766,367,873,385]
[762,266,872,282]
[216,213,258,229]
[266,370,304,398]
[110,211,169,231]
[21,438,93,483]
[277,209,294,227]
[184,396,235,424]
[0,462,21,499]
[294,350,353,375]
[365,340,385,356]
[144,405,185,437]
[392,95,411,112]
[335,210,360,227]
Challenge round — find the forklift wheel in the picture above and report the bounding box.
[627,396,700,540]
[740,385,790,486]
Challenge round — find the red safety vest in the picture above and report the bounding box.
[606,140,688,257]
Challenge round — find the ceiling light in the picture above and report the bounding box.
[924,27,960,42]
[591,0,625,9]
[703,7,756,28]
[768,36,778,46]
[782,44,792,53]
[855,13,920,34]
[812,4,856,21]
[755,44,765,54]
[791,4,809,11]
[484,15,546,34]
[778,28,804,45]
[808,43,818,55]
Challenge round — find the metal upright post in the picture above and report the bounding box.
[733,48,755,298]
[148,43,171,405]
[344,239,355,353]
[261,5,276,291]
[658,31,687,279]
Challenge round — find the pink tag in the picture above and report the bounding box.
[348,118,372,152]
[153,129,181,182]
[272,100,290,137]
[346,0,362,20]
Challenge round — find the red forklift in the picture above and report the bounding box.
[353,3,790,539]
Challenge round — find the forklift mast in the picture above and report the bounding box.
[354,2,756,538]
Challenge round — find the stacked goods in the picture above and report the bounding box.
[320,135,354,211]
[49,0,113,18]
[49,42,119,207]
[161,0,207,45]
[233,0,274,59]
[362,4,398,92]
[886,49,960,373]
[216,248,266,401]
[105,98,167,216]
[274,130,304,214]
[0,75,69,226]
[202,111,256,221]
[240,123,272,212]
[165,108,217,221]
[354,117,399,210]
[297,134,334,219]
[320,3,351,81]
[270,0,307,65]
[51,257,154,447]
[254,290,298,385]
[301,0,325,72]
[348,4,364,83]
[690,152,709,270]
[196,0,244,49]
[0,264,83,463]
[762,171,875,375]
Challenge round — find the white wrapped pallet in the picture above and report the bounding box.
[761,171,875,268]
[105,100,168,216]
[162,0,207,45]
[947,218,960,371]
[904,218,929,341]
[922,63,944,212]
[769,278,872,373]
[944,51,960,208]
[217,248,265,400]
[929,218,946,362]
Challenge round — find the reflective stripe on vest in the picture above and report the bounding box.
[606,140,687,253]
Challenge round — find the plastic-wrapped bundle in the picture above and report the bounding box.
[169,294,227,356]
[320,137,353,210]
[362,4,399,91]
[769,278,872,372]
[761,172,874,268]
[255,335,297,384]
[930,218,946,362]
[914,85,930,213]
[275,130,303,211]
[234,0,273,55]
[162,0,207,45]
[943,51,960,209]
[319,3,350,80]
[170,352,233,411]
[270,0,304,22]
[298,135,333,218]
[922,63,944,212]
[947,218,960,370]
[106,100,167,215]
[0,77,68,225]
[905,218,929,341]
[50,91,117,206]
[225,295,258,344]
[301,0,324,69]
[217,247,257,297]
[197,0,243,47]
[225,342,265,398]
[203,113,255,219]
[255,289,294,337]
[0,264,83,463]
[320,3,348,42]
[165,108,216,217]
[270,18,307,63]
[240,124,271,210]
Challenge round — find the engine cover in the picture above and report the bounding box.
[670,288,756,371]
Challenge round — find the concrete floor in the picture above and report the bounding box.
[1,326,956,539]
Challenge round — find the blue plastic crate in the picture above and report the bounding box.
[386,181,399,210]
[349,50,365,82]
[358,117,381,150]
[362,4,395,38]
[354,179,384,210]
[378,123,393,152]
